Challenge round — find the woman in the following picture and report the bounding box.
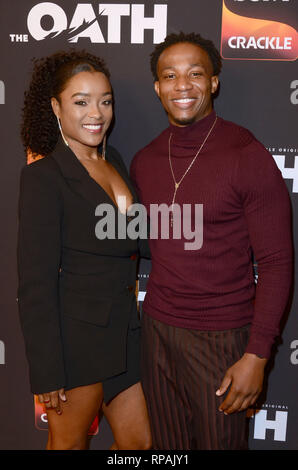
[18,50,151,450]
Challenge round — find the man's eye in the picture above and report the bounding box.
[165,73,175,79]
[192,72,203,77]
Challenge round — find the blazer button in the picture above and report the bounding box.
[126,285,134,292]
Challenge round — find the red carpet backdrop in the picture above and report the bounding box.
[0,0,297,450]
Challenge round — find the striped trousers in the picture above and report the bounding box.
[140,312,250,450]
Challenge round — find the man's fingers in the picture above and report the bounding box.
[219,389,258,414]
[218,387,237,412]
[238,397,253,412]
[220,393,245,414]
[216,373,232,397]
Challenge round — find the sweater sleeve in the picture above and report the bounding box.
[17,163,66,394]
[236,138,293,358]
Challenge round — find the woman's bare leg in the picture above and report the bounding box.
[102,382,152,450]
[46,382,103,450]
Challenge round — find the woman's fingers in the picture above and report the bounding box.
[58,388,67,402]
[38,390,65,415]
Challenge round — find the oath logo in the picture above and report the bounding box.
[0,340,5,365]
[290,339,298,365]
[34,395,99,434]
[221,0,298,60]
[290,80,298,104]
[249,404,288,442]
[19,2,167,44]
[0,81,4,104]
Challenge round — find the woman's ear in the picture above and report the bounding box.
[51,97,60,118]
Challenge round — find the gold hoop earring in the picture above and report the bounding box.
[57,117,69,147]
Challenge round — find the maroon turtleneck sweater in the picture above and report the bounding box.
[130,110,293,358]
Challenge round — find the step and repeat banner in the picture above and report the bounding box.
[0,0,297,450]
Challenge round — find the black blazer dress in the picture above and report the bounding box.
[17,138,144,403]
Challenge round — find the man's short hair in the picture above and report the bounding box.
[150,31,222,81]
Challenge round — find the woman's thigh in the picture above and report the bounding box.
[102,382,151,450]
[46,382,104,449]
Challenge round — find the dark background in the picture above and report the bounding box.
[0,0,297,450]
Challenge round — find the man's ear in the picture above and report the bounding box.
[211,76,219,94]
[51,96,60,118]
[154,81,160,98]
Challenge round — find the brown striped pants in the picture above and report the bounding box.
[140,312,250,450]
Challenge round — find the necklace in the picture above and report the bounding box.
[168,115,217,226]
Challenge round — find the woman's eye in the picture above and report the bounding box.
[74,100,87,106]
[103,100,113,106]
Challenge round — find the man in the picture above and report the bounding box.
[130,32,293,450]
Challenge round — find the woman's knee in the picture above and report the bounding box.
[116,429,152,450]
[47,434,88,450]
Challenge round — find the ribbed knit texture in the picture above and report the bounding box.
[130,110,293,358]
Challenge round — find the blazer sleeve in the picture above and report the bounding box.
[17,162,66,394]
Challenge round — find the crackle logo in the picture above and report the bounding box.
[10,2,167,44]
[34,395,99,434]
[221,0,298,60]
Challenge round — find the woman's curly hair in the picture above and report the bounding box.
[21,49,110,158]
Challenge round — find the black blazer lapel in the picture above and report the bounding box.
[51,138,137,210]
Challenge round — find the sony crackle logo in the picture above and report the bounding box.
[221,0,298,60]
[20,2,167,44]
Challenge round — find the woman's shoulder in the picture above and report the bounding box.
[21,155,60,176]
[20,155,63,192]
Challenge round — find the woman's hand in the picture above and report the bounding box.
[38,389,67,415]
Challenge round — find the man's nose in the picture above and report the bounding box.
[174,75,193,91]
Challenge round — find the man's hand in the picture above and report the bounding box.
[38,389,67,415]
[216,353,267,414]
